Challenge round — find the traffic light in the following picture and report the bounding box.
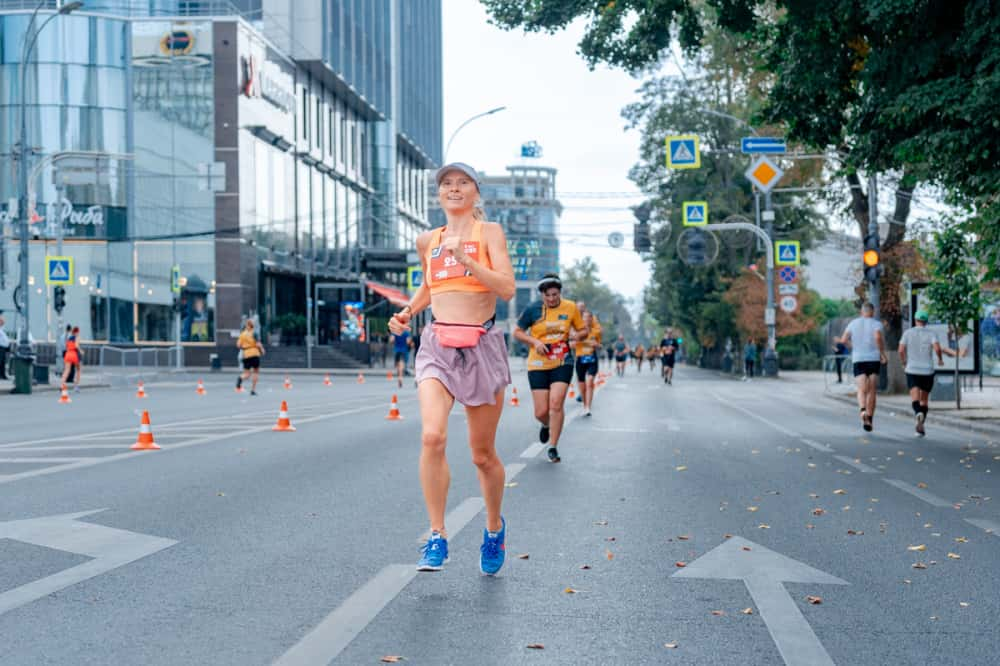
[53,286,66,314]
[686,229,706,264]
[633,222,652,253]
[863,233,880,283]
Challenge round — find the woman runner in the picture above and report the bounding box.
[613,334,630,377]
[61,326,82,391]
[574,309,602,416]
[513,273,588,463]
[635,343,646,372]
[646,345,659,372]
[236,320,264,395]
[388,162,516,575]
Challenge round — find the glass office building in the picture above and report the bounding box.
[0,1,442,361]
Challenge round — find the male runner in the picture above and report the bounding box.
[392,328,411,388]
[659,328,678,385]
[837,302,886,432]
[899,309,961,436]
[613,334,629,377]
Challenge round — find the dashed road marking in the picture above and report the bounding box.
[883,479,953,507]
[711,392,801,438]
[964,518,1000,536]
[520,442,545,459]
[834,455,879,474]
[801,438,834,453]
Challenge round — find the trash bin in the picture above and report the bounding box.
[12,355,34,394]
[209,353,221,372]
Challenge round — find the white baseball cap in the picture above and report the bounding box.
[435,162,481,191]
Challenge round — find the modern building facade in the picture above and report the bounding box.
[430,163,562,332]
[0,0,441,363]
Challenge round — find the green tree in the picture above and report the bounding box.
[560,257,635,342]
[924,227,982,410]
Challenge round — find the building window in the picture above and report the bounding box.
[301,90,309,141]
[315,98,322,150]
[328,107,335,158]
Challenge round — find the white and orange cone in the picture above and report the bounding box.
[568,386,576,399]
[58,383,72,404]
[272,400,296,431]
[357,372,365,384]
[509,387,520,407]
[283,376,293,390]
[386,371,394,381]
[136,381,147,398]
[323,374,332,386]
[385,394,403,420]
[131,411,160,450]
[196,379,207,395]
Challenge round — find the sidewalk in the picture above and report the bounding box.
[780,369,1000,436]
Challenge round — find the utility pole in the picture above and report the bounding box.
[761,192,778,376]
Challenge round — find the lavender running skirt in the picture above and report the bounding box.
[416,325,511,406]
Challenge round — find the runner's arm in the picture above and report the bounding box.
[898,341,907,366]
[453,223,516,301]
[875,328,887,362]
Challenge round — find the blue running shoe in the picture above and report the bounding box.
[417,532,448,571]
[480,517,506,576]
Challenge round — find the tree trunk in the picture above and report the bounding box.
[955,344,961,410]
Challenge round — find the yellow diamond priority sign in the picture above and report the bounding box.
[745,155,784,193]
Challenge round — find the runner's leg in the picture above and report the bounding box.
[547,381,569,446]
[419,378,456,535]
[251,367,259,392]
[465,389,506,533]
[865,373,878,417]
[531,389,549,428]
[585,372,596,411]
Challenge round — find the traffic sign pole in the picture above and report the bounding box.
[763,191,778,377]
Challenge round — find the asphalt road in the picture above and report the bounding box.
[1,366,997,665]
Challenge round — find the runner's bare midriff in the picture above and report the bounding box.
[430,290,497,325]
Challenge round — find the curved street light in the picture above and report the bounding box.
[13,0,83,388]
[443,106,507,162]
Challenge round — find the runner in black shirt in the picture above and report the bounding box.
[659,328,678,385]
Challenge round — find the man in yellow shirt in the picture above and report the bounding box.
[574,305,602,416]
[513,274,588,463]
[236,319,264,395]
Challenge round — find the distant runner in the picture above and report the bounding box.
[837,302,886,432]
[660,328,678,385]
[635,344,646,373]
[613,334,629,377]
[514,273,588,463]
[574,308,602,416]
[898,309,961,436]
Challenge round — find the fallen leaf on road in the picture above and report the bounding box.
[724,534,733,539]
[606,537,617,542]
[711,610,725,616]
[915,457,925,462]
[742,607,754,615]
[741,546,752,551]
[908,544,927,552]
[812,508,826,516]
[912,562,928,569]
[766,490,781,495]
[930,616,938,620]
[217,492,225,497]
[807,463,817,468]
[526,644,545,650]
[847,529,864,535]
[758,524,771,529]
[580,564,591,570]
[504,482,518,488]
[924,523,933,528]
[806,596,822,605]
[806,523,816,529]
[675,465,688,471]
[917,482,928,489]
[564,587,578,594]
[751,449,760,454]
[677,535,691,541]
[947,552,961,559]
[381,657,405,663]
[516,554,530,560]
[594,520,609,526]
[833,489,846,495]
[960,602,970,607]
[675,561,686,568]
[903,579,912,584]
[747,506,759,512]
[955,537,969,543]
[664,642,679,649]
[842,506,851,511]
[809,493,820,499]
[606,550,614,561]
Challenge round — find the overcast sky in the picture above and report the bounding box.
[441,1,654,309]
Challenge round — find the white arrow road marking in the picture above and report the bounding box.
[673,536,847,666]
[0,509,177,616]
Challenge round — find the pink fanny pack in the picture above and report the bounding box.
[433,322,488,349]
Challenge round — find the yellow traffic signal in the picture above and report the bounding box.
[863,249,879,267]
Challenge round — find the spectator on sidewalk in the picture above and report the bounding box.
[0,315,10,380]
[743,338,758,379]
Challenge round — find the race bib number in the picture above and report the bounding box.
[547,341,569,361]
[430,241,479,281]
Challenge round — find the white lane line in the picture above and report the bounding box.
[0,401,405,487]
[711,392,802,438]
[592,427,654,434]
[834,455,880,474]
[506,462,526,481]
[520,442,545,459]
[964,519,1000,536]
[0,445,144,451]
[883,479,953,507]
[0,457,86,464]
[801,438,834,453]
[271,564,416,666]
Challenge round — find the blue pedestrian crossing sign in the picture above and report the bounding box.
[45,256,73,285]
[407,265,423,291]
[666,134,701,169]
[682,201,708,226]
[775,240,801,266]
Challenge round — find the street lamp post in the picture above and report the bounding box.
[13,1,83,394]
[443,106,507,162]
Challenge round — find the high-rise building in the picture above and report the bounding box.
[0,0,442,364]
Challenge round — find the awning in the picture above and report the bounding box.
[365,280,409,307]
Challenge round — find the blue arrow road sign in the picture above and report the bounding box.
[741,137,786,154]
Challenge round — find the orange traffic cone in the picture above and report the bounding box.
[272,400,296,431]
[357,373,365,384]
[386,371,393,381]
[385,394,403,420]
[130,411,160,450]
[283,376,293,390]
[136,381,147,398]
[509,387,520,407]
[58,383,72,404]
[568,386,576,399]
[196,379,206,395]
[323,374,332,386]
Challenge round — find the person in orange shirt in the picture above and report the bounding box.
[388,162,516,575]
[574,307,602,416]
[236,320,264,395]
[61,326,82,391]
[513,274,589,462]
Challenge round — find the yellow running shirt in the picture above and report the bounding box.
[574,315,603,361]
[517,298,585,371]
[238,330,260,359]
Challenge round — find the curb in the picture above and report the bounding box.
[825,392,1000,438]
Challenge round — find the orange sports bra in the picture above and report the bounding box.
[426,221,493,295]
